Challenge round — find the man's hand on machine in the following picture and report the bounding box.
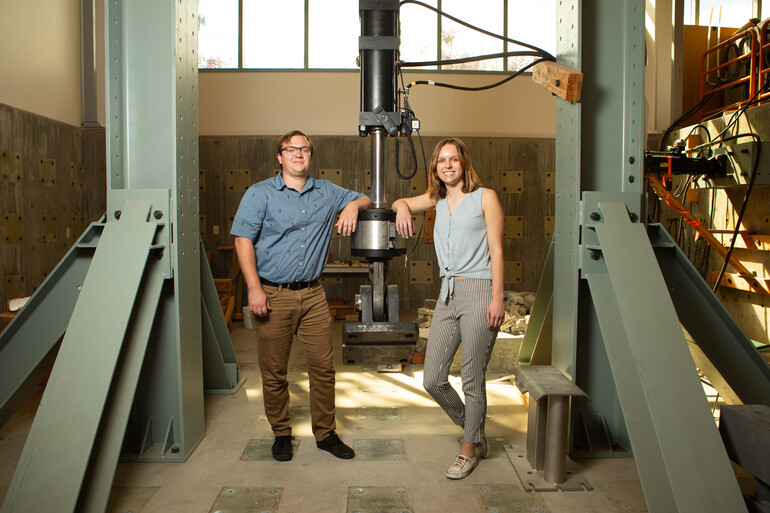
[336,203,360,236]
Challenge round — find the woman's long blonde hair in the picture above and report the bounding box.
[426,138,481,201]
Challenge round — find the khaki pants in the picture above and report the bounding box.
[252,282,336,441]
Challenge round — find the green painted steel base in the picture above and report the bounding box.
[0,219,104,429]
[517,243,554,366]
[1,201,160,513]
[648,224,770,406]
[584,201,746,513]
[0,210,241,512]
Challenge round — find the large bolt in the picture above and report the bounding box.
[629,212,639,223]
[114,210,121,220]
[590,250,601,261]
[590,212,601,221]
[154,210,163,219]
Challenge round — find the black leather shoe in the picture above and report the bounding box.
[316,431,355,459]
[272,435,294,461]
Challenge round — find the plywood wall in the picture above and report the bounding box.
[0,104,557,316]
[199,134,555,314]
[0,104,106,308]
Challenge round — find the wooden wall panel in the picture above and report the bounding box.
[200,134,555,314]
[0,104,556,318]
[0,104,106,308]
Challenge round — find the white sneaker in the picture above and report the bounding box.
[446,454,478,479]
[478,434,489,459]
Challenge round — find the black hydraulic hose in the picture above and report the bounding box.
[712,133,762,293]
[394,132,419,179]
[403,50,544,68]
[399,0,555,61]
[407,58,544,92]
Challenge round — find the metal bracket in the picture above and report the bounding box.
[579,192,641,276]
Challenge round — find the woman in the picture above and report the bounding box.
[392,137,505,479]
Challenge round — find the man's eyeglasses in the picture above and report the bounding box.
[281,146,312,156]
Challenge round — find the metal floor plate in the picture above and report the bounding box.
[261,405,309,422]
[346,486,412,513]
[208,487,282,513]
[597,481,647,512]
[357,406,401,421]
[476,484,548,513]
[359,382,397,393]
[241,439,300,461]
[505,448,592,492]
[352,439,406,461]
[106,486,158,513]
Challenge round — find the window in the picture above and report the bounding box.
[243,0,305,68]
[198,0,238,69]
[441,0,504,71]
[684,0,766,27]
[308,0,360,68]
[198,0,557,71]
[400,0,438,69]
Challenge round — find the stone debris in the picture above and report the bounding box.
[500,291,536,335]
[414,292,536,349]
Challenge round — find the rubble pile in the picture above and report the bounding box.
[500,291,536,335]
[413,291,536,352]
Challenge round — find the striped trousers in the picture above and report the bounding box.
[423,278,498,444]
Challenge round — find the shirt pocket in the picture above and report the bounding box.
[262,198,299,236]
[307,198,336,231]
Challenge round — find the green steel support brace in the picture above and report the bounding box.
[584,201,745,512]
[2,201,160,513]
[523,0,770,511]
[0,1,241,512]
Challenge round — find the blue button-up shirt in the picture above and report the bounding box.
[230,173,363,283]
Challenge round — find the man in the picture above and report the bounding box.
[231,129,371,462]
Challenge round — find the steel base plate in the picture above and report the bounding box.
[506,447,593,491]
[342,321,418,366]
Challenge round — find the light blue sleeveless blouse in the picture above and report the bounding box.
[433,187,491,301]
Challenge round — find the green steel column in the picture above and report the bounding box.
[554,0,646,456]
[1,3,239,511]
[105,0,205,461]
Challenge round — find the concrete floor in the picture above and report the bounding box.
[0,320,650,513]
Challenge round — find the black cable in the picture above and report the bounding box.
[405,219,425,258]
[403,50,544,68]
[394,64,420,180]
[712,132,762,292]
[659,92,716,151]
[394,133,419,179]
[407,58,544,92]
[708,79,770,142]
[416,128,427,171]
[399,0,555,61]
[684,124,713,143]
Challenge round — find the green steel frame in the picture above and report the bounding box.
[522,0,770,511]
[0,1,241,512]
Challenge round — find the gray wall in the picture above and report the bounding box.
[199,135,556,314]
[0,103,106,307]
